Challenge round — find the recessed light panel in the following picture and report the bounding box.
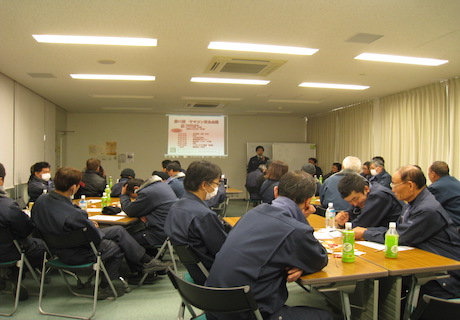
[355,53,448,66]
[208,42,318,55]
[33,35,157,46]
[71,74,155,81]
[191,77,269,85]
[299,82,369,90]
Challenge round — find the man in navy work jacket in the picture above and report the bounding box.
[427,161,460,227]
[369,159,392,189]
[354,166,460,298]
[121,174,178,248]
[27,161,55,202]
[110,168,135,197]
[165,162,186,198]
[206,171,332,320]
[165,160,227,285]
[336,173,403,228]
[32,167,170,297]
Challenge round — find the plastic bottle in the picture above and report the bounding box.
[325,202,336,229]
[108,176,113,189]
[385,222,399,258]
[342,222,355,263]
[101,192,108,208]
[319,175,323,184]
[79,195,88,211]
[42,189,48,195]
[104,185,111,204]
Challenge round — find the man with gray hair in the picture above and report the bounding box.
[302,163,321,196]
[369,158,391,189]
[319,156,362,211]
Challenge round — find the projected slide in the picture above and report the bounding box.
[167,115,226,157]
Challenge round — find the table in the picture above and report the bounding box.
[226,187,243,198]
[73,197,138,226]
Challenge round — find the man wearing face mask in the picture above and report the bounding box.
[31,167,172,297]
[27,161,55,202]
[165,160,227,285]
[120,173,178,250]
[369,158,392,189]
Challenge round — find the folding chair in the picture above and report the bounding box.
[38,227,118,320]
[137,237,177,286]
[211,197,229,218]
[173,245,209,319]
[409,294,460,320]
[167,268,263,320]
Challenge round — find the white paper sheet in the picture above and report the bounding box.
[88,199,102,204]
[87,208,102,213]
[356,241,414,251]
[88,215,124,221]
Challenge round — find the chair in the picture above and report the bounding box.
[211,197,229,218]
[167,268,263,320]
[409,294,460,320]
[137,237,178,286]
[37,227,118,320]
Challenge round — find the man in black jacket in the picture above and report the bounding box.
[75,158,106,198]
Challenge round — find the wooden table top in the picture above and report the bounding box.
[226,188,243,194]
[223,216,240,227]
[73,197,138,225]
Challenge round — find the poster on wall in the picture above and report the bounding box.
[166,115,227,157]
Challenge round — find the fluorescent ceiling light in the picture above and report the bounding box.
[208,41,318,55]
[299,82,369,90]
[90,94,154,99]
[191,77,269,85]
[355,53,448,66]
[71,74,155,81]
[33,35,157,46]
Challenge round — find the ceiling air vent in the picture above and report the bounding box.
[205,56,286,76]
[28,73,56,78]
[185,101,225,109]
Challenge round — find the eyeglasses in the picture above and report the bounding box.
[390,181,407,188]
[207,181,220,188]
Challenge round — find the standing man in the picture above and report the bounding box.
[336,174,403,227]
[369,159,391,189]
[27,161,55,202]
[354,166,460,298]
[247,146,269,173]
[427,161,460,226]
[206,171,331,320]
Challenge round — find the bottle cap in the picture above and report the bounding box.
[103,192,106,196]
[106,184,109,188]
[81,195,86,199]
[389,222,396,228]
[345,222,352,230]
[328,202,333,207]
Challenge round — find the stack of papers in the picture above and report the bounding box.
[356,241,414,251]
[88,215,124,221]
[314,229,343,240]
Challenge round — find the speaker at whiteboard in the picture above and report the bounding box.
[272,143,316,171]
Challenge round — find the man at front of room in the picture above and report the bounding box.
[28,161,55,202]
[247,145,269,173]
[206,171,332,320]
[354,166,460,299]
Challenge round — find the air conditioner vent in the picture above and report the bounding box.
[205,56,286,76]
[185,101,225,109]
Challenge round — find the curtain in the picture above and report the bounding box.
[448,78,460,178]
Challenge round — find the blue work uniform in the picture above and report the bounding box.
[428,175,460,226]
[110,177,129,197]
[27,175,55,202]
[167,176,185,198]
[121,176,178,247]
[165,191,227,285]
[259,179,278,204]
[364,188,460,298]
[319,170,354,211]
[346,183,403,228]
[369,169,392,189]
[206,197,330,320]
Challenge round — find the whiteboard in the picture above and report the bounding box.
[272,143,316,172]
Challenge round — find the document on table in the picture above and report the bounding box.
[88,199,101,204]
[88,215,124,222]
[87,208,102,213]
[314,229,343,240]
[356,241,414,251]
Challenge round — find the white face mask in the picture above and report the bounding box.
[41,173,51,182]
[205,185,219,200]
[370,169,378,176]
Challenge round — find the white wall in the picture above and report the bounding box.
[66,113,307,196]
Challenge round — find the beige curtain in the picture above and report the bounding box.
[378,82,448,174]
[307,112,337,172]
[448,78,460,178]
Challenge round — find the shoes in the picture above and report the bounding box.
[97,285,125,300]
[142,259,173,273]
[127,273,160,285]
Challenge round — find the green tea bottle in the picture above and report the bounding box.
[385,222,399,258]
[101,192,108,208]
[104,184,111,204]
[342,222,355,263]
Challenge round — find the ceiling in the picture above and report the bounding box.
[1,0,460,117]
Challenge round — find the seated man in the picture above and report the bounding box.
[354,166,460,298]
[75,158,106,198]
[245,164,266,199]
[27,161,55,202]
[110,168,135,197]
[0,163,46,299]
[165,162,186,198]
[165,160,227,285]
[319,156,361,211]
[120,173,178,249]
[369,159,391,189]
[308,157,323,178]
[427,161,460,226]
[31,167,170,296]
[301,163,321,196]
[205,179,227,209]
[336,174,403,227]
[206,171,331,320]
